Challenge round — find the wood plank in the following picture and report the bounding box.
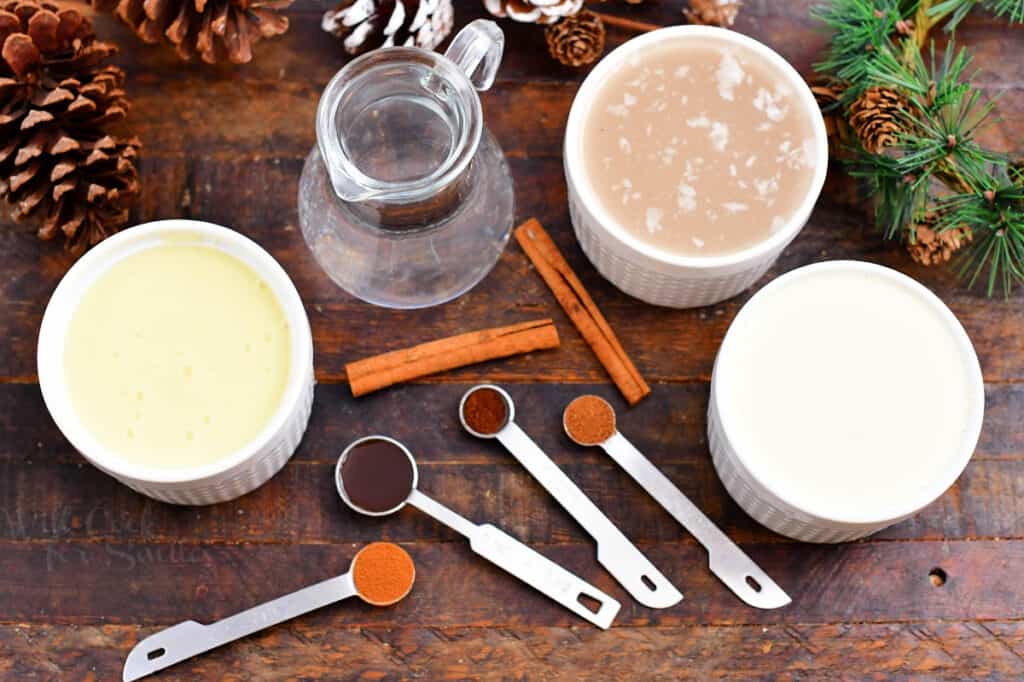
[4,157,1024,383]
[2,621,1023,680]
[3,382,1021,544]
[0,539,1021,626]
[4,448,1024,547]
[73,2,1020,161]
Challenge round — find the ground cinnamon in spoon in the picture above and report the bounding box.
[564,395,616,446]
[352,542,416,606]
[463,386,509,435]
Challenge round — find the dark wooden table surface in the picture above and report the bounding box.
[3,1,1024,679]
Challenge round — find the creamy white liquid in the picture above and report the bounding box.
[716,266,978,521]
[64,244,292,469]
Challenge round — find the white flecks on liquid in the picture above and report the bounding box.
[677,182,697,213]
[646,207,664,233]
[710,121,729,152]
[716,50,745,101]
[583,39,817,257]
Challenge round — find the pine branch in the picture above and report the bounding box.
[813,0,1023,294]
[929,0,1024,32]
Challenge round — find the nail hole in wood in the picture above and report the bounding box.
[577,592,602,614]
[745,575,762,592]
[147,648,166,660]
[641,574,656,591]
[929,567,947,587]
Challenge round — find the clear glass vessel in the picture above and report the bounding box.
[298,20,515,309]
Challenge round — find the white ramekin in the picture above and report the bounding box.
[707,261,985,542]
[38,220,315,505]
[564,26,829,308]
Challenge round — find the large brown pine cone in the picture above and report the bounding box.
[483,0,582,25]
[1,0,141,254]
[90,0,294,64]
[323,0,454,56]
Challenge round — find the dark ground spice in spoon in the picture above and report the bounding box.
[463,387,509,435]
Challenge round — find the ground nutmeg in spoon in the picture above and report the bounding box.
[564,395,616,446]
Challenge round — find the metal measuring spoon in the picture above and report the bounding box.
[123,542,415,681]
[460,385,683,609]
[563,395,792,610]
[335,435,621,629]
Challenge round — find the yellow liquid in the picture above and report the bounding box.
[64,244,292,469]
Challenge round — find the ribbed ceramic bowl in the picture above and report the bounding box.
[38,220,315,505]
[707,261,984,542]
[564,26,829,308]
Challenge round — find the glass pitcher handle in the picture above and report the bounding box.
[444,19,505,92]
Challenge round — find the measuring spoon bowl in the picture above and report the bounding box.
[458,383,514,438]
[336,435,419,517]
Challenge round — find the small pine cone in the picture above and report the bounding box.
[848,86,906,154]
[90,0,294,64]
[545,10,604,68]
[1,0,141,254]
[483,0,582,25]
[684,0,742,27]
[323,0,453,56]
[810,77,854,152]
[907,221,973,267]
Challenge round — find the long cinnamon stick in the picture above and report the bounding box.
[514,219,650,405]
[346,319,561,397]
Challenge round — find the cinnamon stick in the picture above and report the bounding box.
[345,319,561,397]
[590,11,662,34]
[514,219,650,406]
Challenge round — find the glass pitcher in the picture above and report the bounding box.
[298,20,515,309]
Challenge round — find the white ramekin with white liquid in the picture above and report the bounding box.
[707,261,984,542]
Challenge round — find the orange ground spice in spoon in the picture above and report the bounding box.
[353,542,416,606]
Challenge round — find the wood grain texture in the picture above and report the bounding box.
[1,0,1023,679]
[4,621,1024,680]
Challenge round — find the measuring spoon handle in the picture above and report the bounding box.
[602,432,791,610]
[498,424,682,609]
[471,524,621,629]
[123,573,358,681]
[407,489,620,629]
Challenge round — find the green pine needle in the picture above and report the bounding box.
[936,167,1024,295]
[930,0,1024,32]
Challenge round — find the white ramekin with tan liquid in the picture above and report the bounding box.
[564,26,829,308]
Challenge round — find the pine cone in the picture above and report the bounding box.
[323,0,453,56]
[483,0,582,25]
[810,77,854,152]
[907,218,972,267]
[89,0,294,64]
[848,86,906,154]
[1,0,141,254]
[545,10,603,68]
[684,0,741,27]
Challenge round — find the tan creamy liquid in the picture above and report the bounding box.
[64,244,292,469]
[583,39,819,257]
